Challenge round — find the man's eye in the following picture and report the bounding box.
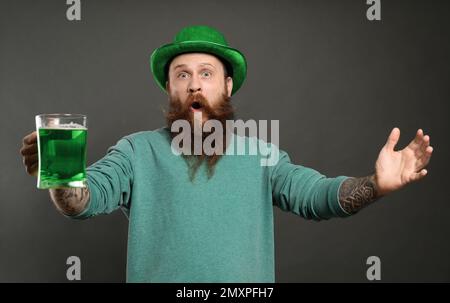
[177,72,189,79]
[201,71,212,78]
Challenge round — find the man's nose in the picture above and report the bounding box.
[188,77,202,93]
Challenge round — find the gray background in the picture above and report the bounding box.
[1,0,449,282]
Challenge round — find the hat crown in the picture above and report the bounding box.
[174,25,229,46]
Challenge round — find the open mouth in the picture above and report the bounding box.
[191,101,202,110]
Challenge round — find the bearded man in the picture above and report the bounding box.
[20,25,433,282]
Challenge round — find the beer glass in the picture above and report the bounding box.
[35,114,87,189]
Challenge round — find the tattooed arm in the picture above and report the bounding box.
[49,187,90,216]
[338,175,384,215]
[339,127,434,215]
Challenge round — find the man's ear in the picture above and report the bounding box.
[226,77,233,97]
[165,81,169,91]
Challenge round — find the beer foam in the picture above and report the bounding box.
[41,122,87,130]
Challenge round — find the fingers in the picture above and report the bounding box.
[408,129,430,150]
[20,143,37,156]
[417,145,433,170]
[23,153,39,176]
[26,162,38,177]
[385,127,401,151]
[23,153,38,167]
[23,131,37,145]
[420,134,430,149]
[414,129,423,145]
[20,131,39,177]
[413,128,433,170]
[407,129,424,151]
[416,130,433,160]
[407,169,428,184]
[423,145,433,159]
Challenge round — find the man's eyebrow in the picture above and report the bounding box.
[199,62,216,69]
[173,63,216,70]
[173,64,187,70]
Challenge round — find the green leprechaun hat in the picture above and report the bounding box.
[150,25,247,95]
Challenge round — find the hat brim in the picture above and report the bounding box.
[150,41,247,96]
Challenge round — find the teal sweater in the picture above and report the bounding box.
[70,127,350,282]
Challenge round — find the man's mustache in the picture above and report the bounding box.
[166,90,234,127]
[185,93,211,112]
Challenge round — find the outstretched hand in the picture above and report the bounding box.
[374,128,433,196]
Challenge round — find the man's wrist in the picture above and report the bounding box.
[372,174,388,198]
[338,175,381,215]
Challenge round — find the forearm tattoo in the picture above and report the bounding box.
[338,175,381,215]
[49,187,90,216]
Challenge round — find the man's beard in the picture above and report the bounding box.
[165,87,235,181]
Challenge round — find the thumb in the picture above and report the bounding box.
[384,127,400,151]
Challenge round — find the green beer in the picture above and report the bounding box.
[37,127,87,189]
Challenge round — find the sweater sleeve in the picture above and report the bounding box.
[67,136,135,220]
[270,147,351,220]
